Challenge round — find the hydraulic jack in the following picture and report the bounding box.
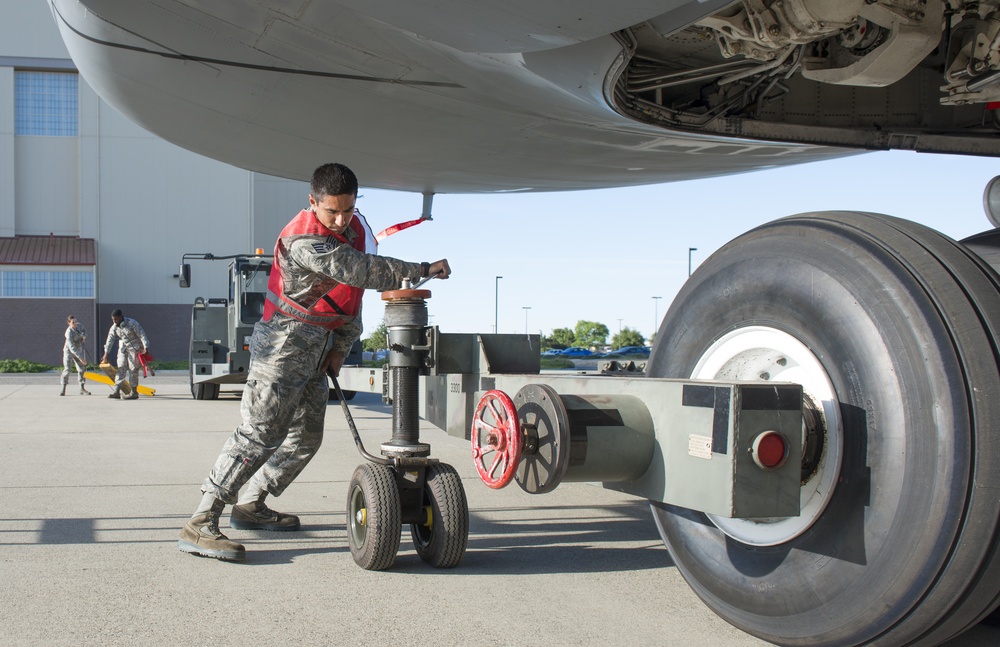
[335,279,468,571]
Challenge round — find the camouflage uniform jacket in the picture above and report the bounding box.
[64,325,87,363]
[268,209,423,356]
[103,317,149,357]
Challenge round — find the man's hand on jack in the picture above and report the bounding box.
[428,259,451,279]
[322,349,346,377]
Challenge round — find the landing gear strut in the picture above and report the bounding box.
[340,283,469,570]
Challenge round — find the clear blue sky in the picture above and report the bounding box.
[354,150,999,343]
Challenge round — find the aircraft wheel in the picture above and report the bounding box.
[410,463,469,568]
[347,463,401,571]
[647,212,1000,646]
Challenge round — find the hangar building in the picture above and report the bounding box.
[0,0,308,365]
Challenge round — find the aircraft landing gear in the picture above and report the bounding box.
[649,212,1000,646]
[339,284,468,571]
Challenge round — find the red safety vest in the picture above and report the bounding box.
[263,209,369,329]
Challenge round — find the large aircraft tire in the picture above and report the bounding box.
[647,212,1000,646]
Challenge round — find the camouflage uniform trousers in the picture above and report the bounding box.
[62,325,88,386]
[104,318,149,391]
[61,349,86,386]
[202,314,339,503]
[115,347,142,390]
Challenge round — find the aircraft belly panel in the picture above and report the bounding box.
[311,0,702,54]
[51,0,847,192]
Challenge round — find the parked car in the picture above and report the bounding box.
[614,345,650,356]
[541,349,564,357]
[560,347,594,357]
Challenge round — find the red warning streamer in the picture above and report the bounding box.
[375,217,428,243]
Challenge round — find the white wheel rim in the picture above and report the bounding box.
[692,326,843,546]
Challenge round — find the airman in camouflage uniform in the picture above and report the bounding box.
[179,162,451,561]
[101,310,150,400]
[60,315,90,396]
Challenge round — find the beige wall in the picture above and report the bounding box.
[15,136,79,235]
[253,173,310,251]
[0,1,68,57]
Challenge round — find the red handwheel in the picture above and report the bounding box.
[471,389,523,488]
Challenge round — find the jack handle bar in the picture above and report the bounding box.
[410,270,446,289]
[328,371,393,466]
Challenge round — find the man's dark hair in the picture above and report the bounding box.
[111,309,123,318]
[311,163,358,199]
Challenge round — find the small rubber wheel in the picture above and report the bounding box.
[346,462,401,571]
[410,463,469,568]
[191,380,219,400]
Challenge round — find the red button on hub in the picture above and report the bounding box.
[751,431,788,470]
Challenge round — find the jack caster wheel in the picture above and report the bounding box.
[471,389,523,488]
[410,463,469,568]
[347,462,401,571]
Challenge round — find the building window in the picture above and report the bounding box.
[25,271,48,297]
[0,270,93,298]
[72,272,93,296]
[14,71,79,136]
[51,271,73,297]
[2,272,24,296]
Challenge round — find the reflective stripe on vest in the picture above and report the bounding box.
[263,209,367,329]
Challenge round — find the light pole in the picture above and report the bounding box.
[522,306,531,335]
[688,247,698,277]
[652,296,662,338]
[494,276,503,333]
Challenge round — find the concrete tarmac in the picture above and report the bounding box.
[1,374,998,647]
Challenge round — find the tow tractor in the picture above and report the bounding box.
[336,275,803,570]
[178,251,272,400]
[178,251,360,400]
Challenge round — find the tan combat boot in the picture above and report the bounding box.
[178,504,245,561]
[231,492,301,531]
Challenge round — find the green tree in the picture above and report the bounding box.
[612,327,645,349]
[363,319,388,352]
[549,327,575,349]
[574,320,609,349]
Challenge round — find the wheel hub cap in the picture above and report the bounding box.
[692,326,842,546]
